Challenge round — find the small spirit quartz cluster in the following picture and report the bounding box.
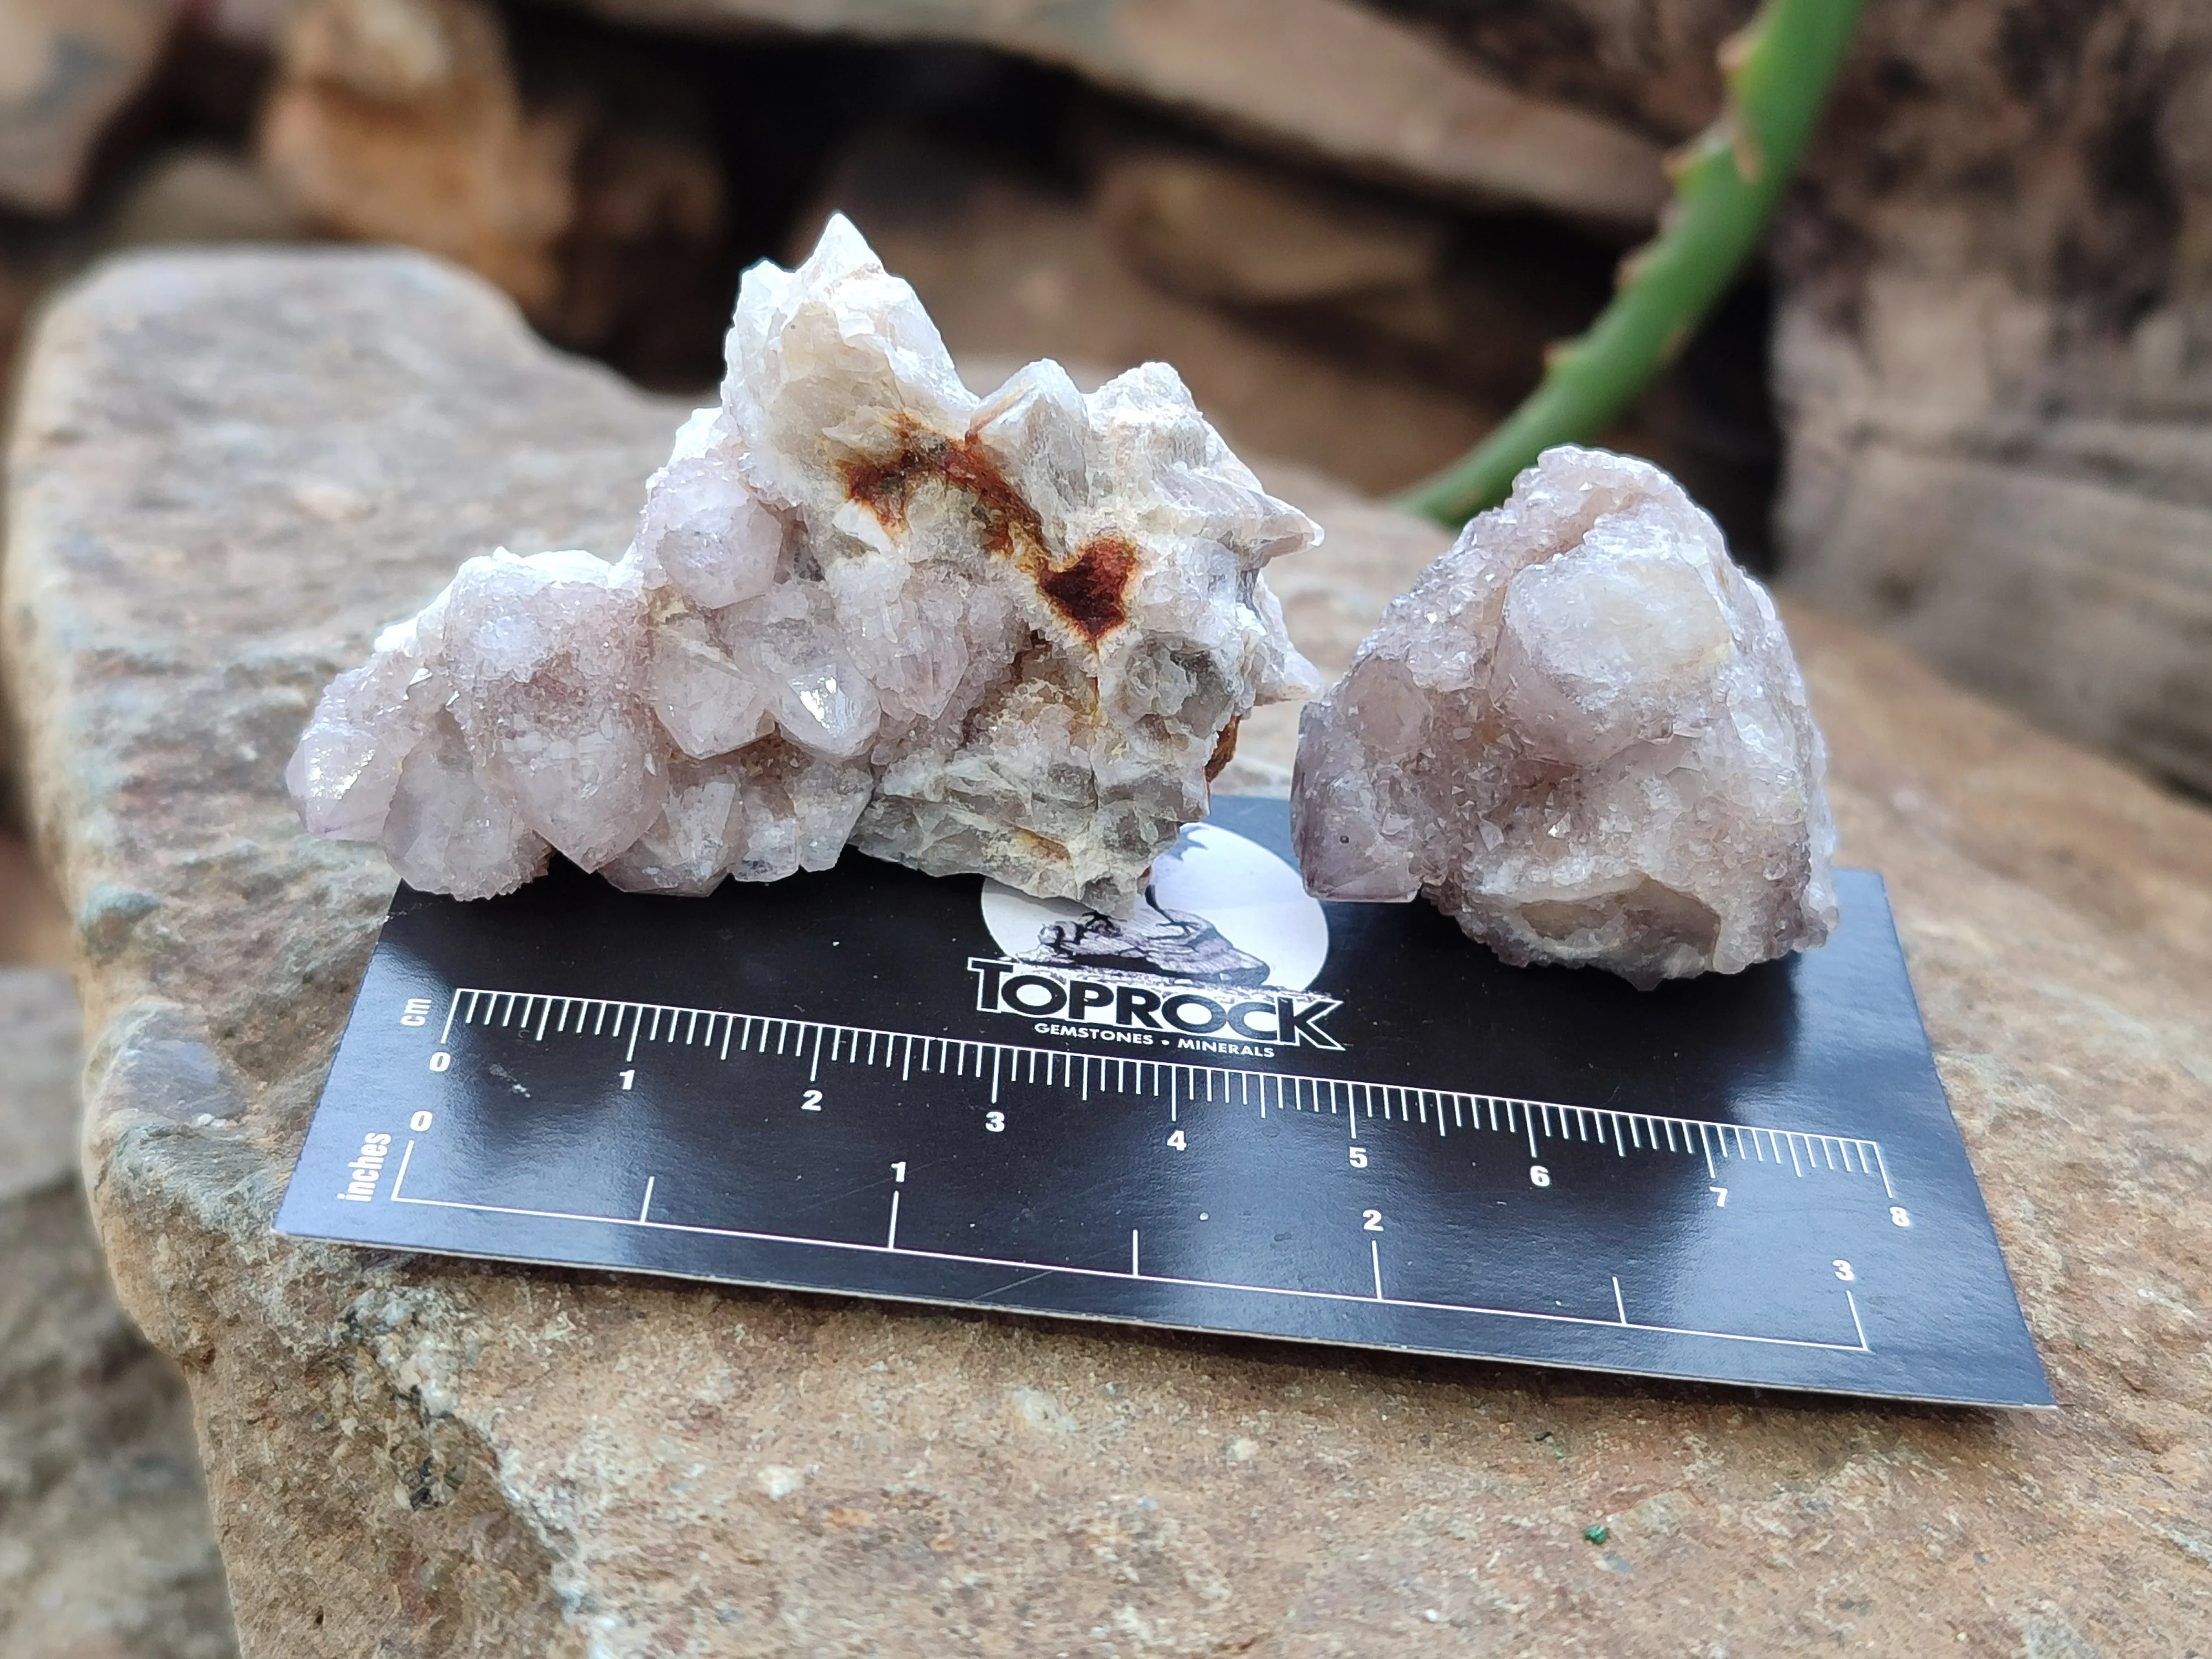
[287,216,1320,909]
[1291,446,1837,988]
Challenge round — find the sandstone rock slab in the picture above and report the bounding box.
[8,247,2211,1657]
[0,967,237,1659]
[568,0,1667,224]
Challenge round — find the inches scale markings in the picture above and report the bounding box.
[275,809,2051,1408]
[383,984,1887,1358]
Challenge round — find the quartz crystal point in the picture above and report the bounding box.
[286,215,1320,907]
[1291,446,1837,989]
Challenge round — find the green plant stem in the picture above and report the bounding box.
[1395,0,1864,526]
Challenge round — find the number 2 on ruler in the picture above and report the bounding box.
[801,1089,823,1112]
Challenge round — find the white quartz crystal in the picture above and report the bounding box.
[1291,446,1837,988]
[288,215,1319,907]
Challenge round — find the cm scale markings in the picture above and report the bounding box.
[440,985,1893,1191]
[392,983,1888,1358]
[438,982,1893,1198]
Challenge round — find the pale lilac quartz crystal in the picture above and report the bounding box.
[286,551,658,900]
[286,215,1319,907]
[1290,446,1837,988]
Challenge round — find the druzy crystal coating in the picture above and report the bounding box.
[1291,446,1837,988]
[286,216,1321,906]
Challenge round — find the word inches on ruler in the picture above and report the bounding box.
[967,958,1344,1052]
[337,1131,393,1202]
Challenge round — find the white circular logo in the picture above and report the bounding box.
[980,823,1328,992]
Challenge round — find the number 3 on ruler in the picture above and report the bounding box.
[984,1111,1005,1133]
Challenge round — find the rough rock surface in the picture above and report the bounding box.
[1293,446,1835,988]
[9,247,2212,1657]
[0,967,237,1659]
[288,216,1318,911]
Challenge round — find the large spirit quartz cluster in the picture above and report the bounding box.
[287,216,1320,909]
[1291,446,1837,988]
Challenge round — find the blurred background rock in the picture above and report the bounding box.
[7,0,2198,810]
[1,3,2207,1653]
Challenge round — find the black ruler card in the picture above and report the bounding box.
[278,797,2050,1407]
